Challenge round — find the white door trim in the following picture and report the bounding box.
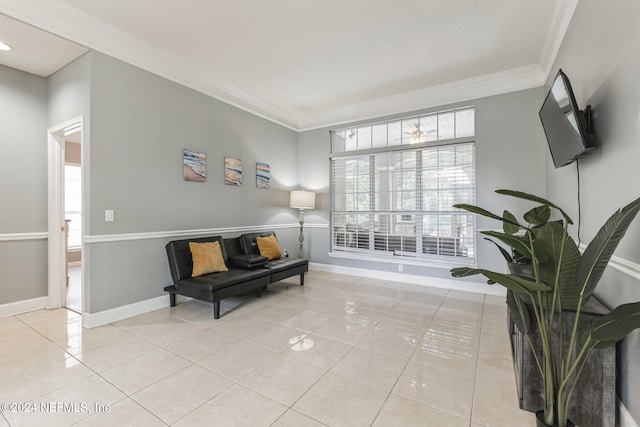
[47,115,84,310]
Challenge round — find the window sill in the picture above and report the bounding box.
[328,251,476,270]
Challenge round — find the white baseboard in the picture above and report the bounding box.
[82,295,171,328]
[309,262,505,296]
[619,400,638,427]
[0,297,47,318]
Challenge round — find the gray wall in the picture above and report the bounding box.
[47,53,92,310]
[85,52,300,312]
[298,87,547,281]
[48,52,91,128]
[545,0,640,421]
[0,64,48,304]
[0,48,306,314]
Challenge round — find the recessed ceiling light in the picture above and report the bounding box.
[0,41,11,51]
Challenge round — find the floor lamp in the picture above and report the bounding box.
[290,190,316,258]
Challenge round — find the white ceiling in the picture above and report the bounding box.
[0,0,577,130]
[0,13,87,77]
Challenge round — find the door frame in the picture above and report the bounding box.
[47,115,84,310]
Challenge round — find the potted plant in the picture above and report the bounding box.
[450,189,640,427]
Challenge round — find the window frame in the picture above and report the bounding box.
[329,107,477,267]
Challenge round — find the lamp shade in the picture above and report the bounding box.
[290,190,316,209]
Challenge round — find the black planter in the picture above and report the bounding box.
[507,262,533,277]
[535,410,575,427]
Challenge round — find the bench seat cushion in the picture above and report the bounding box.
[176,267,270,292]
[265,258,308,274]
[265,258,308,283]
[239,231,309,282]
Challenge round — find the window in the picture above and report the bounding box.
[64,165,82,249]
[331,107,476,264]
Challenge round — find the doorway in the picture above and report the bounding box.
[64,126,82,312]
[47,116,84,312]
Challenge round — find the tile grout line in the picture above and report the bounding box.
[168,276,349,427]
[2,272,507,427]
[468,293,488,427]
[7,310,154,426]
[368,287,452,426]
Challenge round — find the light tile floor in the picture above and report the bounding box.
[0,270,537,426]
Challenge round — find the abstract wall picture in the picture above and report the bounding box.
[183,149,206,182]
[224,157,242,185]
[256,162,270,189]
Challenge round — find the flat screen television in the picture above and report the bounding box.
[539,69,596,168]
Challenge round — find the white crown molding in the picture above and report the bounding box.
[538,0,580,83]
[0,232,48,242]
[298,65,546,131]
[0,0,576,131]
[0,0,299,130]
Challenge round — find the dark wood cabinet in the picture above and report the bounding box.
[508,297,616,427]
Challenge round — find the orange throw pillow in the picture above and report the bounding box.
[189,241,228,277]
[256,234,282,260]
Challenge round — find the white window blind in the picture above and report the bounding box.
[330,107,476,264]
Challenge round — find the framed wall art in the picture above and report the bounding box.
[256,162,270,189]
[183,149,206,182]
[224,157,242,185]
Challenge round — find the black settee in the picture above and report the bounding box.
[239,231,309,284]
[164,232,308,319]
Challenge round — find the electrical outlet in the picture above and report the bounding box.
[105,209,114,222]
[398,264,403,272]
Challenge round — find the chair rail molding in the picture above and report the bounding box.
[0,232,48,242]
[578,243,640,282]
[83,223,318,244]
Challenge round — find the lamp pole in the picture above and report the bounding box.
[298,208,305,258]
[289,189,316,259]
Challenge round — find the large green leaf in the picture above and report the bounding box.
[576,196,640,300]
[584,302,640,348]
[449,267,495,284]
[507,290,530,335]
[524,205,551,226]
[495,189,574,225]
[450,267,550,293]
[481,231,540,262]
[483,238,513,263]
[482,271,551,293]
[450,267,483,278]
[503,210,520,235]
[534,222,581,310]
[453,203,523,230]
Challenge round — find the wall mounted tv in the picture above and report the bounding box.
[539,69,596,168]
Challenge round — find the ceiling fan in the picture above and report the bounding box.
[397,123,437,142]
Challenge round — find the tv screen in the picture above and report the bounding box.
[539,69,596,168]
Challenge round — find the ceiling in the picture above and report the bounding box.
[0,0,577,130]
[0,13,87,77]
